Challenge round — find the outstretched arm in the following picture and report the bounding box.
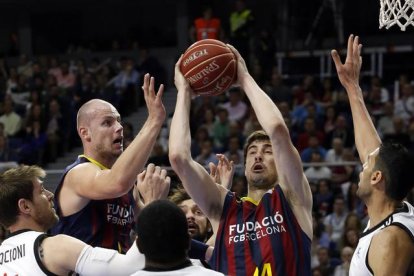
[169,57,227,229]
[228,45,312,238]
[331,35,381,163]
[42,234,144,276]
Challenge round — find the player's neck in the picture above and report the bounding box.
[247,186,269,203]
[366,196,401,228]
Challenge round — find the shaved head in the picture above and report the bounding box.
[77,99,115,130]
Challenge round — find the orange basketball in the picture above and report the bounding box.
[180,39,237,96]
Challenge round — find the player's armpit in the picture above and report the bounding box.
[369,226,414,276]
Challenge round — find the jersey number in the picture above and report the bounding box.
[253,263,272,276]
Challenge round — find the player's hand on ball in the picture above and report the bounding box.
[226,44,249,86]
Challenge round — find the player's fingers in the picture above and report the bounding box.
[154,165,161,176]
[175,54,183,67]
[353,36,360,61]
[149,76,155,95]
[160,168,167,179]
[345,34,354,63]
[330,50,342,69]
[209,162,216,175]
[146,163,155,175]
[137,170,146,182]
[156,84,164,98]
[142,73,150,93]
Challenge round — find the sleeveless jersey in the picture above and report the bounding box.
[50,156,136,253]
[349,201,414,276]
[209,185,311,276]
[194,18,221,40]
[0,230,57,276]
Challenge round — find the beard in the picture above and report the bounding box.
[249,173,277,190]
[34,208,59,231]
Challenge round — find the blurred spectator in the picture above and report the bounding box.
[297,118,325,153]
[323,106,337,133]
[212,108,230,151]
[305,151,332,182]
[0,135,17,162]
[0,97,22,137]
[190,5,224,43]
[376,102,395,138]
[56,61,76,89]
[220,88,248,124]
[394,83,414,125]
[324,114,354,148]
[243,106,262,137]
[147,142,170,167]
[313,246,340,275]
[252,29,276,80]
[301,134,327,162]
[195,139,217,166]
[319,78,339,108]
[224,135,244,165]
[229,0,254,62]
[200,107,216,137]
[333,246,354,276]
[311,213,331,268]
[137,48,166,95]
[264,69,292,105]
[314,179,334,217]
[343,212,363,233]
[191,126,211,157]
[45,99,66,162]
[383,116,411,148]
[112,57,140,116]
[324,196,348,246]
[17,54,33,78]
[340,228,359,251]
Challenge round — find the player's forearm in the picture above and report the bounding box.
[347,85,381,162]
[240,74,287,135]
[110,118,162,190]
[169,88,193,166]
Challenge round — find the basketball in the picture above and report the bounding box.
[180,39,237,96]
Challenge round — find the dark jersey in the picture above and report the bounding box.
[50,155,136,253]
[209,185,311,276]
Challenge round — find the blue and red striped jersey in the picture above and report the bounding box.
[50,156,136,253]
[209,185,311,276]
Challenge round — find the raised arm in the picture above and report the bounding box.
[169,57,227,228]
[68,74,166,200]
[331,35,381,163]
[228,45,312,225]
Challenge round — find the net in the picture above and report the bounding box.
[379,0,414,30]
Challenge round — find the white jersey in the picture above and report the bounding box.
[0,230,54,276]
[350,201,414,276]
[130,264,224,276]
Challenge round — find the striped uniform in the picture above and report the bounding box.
[50,155,136,253]
[349,201,414,276]
[209,185,311,276]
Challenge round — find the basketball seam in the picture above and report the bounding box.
[183,53,235,77]
[183,43,230,55]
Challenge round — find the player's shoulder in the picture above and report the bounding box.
[372,225,412,249]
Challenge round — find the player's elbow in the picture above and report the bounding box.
[169,151,191,173]
[268,122,290,140]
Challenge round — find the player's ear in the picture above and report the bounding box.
[370,170,383,185]
[79,126,91,142]
[18,198,32,215]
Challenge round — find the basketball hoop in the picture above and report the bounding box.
[379,0,414,30]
